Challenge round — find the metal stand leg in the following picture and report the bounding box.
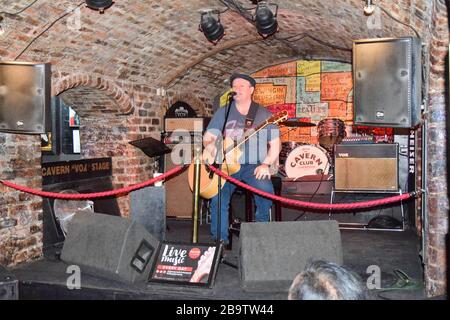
[399,188,405,231]
[199,199,203,226]
[329,189,335,220]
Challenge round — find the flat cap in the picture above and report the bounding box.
[229,73,256,87]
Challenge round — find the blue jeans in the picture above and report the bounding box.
[210,164,274,244]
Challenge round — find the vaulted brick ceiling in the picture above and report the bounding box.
[0,0,426,94]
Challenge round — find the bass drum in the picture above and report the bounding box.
[284,144,330,179]
[278,142,306,177]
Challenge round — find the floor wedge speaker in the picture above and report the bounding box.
[238,220,343,292]
[334,144,399,192]
[61,212,159,284]
[0,266,18,300]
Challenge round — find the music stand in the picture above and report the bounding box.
[129,136,172,158]
[129,137,173,233]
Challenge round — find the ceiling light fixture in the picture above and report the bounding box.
[85,0,114,14]
[364,0,375,16]
[199,10,225,44]
[254,1,278,38]
[0,16,4,36]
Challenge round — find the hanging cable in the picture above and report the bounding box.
[378,6,420,38]
[14,1,85,60]
[0,0,39,15]
[275,33,352,52]
[219,0,255,23]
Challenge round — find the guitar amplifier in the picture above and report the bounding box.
[164,117,208,133]
[334,144,399,192]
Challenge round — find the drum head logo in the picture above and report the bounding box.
[285,145,330,179]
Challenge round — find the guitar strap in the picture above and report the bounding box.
[244,102,259,131]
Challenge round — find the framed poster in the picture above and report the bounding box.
[69,107,80,127]
[41,132,53,153]
[148,242,222,288]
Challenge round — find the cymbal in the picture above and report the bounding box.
[279,121,316,127]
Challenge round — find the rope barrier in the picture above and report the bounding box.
[1,162,417,211]
[0,165,185,200]
[207,165,416,211]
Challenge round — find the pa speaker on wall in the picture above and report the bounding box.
[238,220,343,292]
[0,62,51,134]
[353,37,422,128]
[61,212,159,284]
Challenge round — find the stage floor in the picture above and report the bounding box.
[12,219,426,300]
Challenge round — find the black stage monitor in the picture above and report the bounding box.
[0,61,51,134]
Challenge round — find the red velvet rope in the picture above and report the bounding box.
[207,165,415,211]
[0,165,185,200]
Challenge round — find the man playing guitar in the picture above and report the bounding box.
[202,73,281,245]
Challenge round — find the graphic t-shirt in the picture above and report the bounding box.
[206,102,279,164]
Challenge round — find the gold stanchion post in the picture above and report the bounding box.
[192,145,202,243]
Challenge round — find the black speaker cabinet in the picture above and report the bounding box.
[0,266,18,300]
[238,221,343,292]
[353,37,422,128]
[0,61,51,134]
[61,212,159,284]
[164,143,193,218]
[334,143,399,192]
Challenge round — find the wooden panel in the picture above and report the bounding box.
[164,144,193,218]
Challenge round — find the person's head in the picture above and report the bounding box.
[229,73,256,104]
[288,260,367,300]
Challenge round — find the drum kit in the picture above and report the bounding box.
[317,118,347,155]
[278,118,346,179]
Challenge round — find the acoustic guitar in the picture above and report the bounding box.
[188,110,288,199]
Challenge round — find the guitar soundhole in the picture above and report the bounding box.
[207,166,215,179]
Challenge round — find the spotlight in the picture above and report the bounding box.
[254,2,278,38]
[199,10,224,44]
[364,0,375,15]
[85,0,114,14]
[0,16,4,36]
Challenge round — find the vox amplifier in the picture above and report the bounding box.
[164,117,207,133]
[334,144,399,192]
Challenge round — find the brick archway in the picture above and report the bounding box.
[52,74,134,115]
[168,93,208,116]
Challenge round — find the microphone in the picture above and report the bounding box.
[228,91,236,97]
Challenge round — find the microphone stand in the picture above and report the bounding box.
[214,93,237,269]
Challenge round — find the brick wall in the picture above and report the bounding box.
[0,134,43,266]
[55,78,165,217]
[424,0,449,297]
